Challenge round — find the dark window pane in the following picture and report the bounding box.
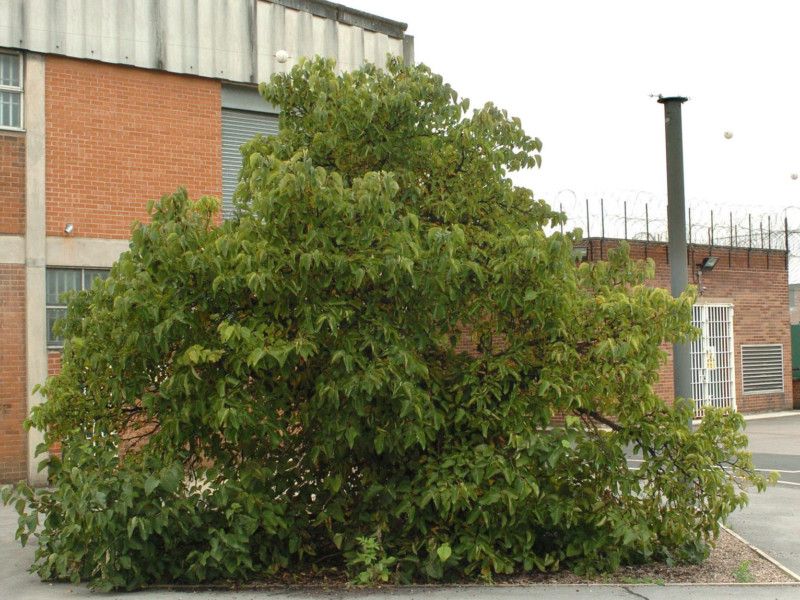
[46,269,81,305]
[83,269,109,289]
[0,91,20,128]
[47,307,68,347]
[0,54,20,87]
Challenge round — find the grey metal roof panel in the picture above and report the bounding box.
[0,0,410,83]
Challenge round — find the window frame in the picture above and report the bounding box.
[0,50,23,131]
[46,267,109,349]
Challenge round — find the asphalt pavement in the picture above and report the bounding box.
[745,411,800,485]
[725,412,800,575]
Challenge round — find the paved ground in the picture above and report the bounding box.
[3,412,800,599]
[725,412,800,575]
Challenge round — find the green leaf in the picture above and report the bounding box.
[436,543,452,562]
[345,427,358,449]
[144,476,160,497]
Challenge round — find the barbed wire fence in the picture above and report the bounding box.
[552,192,800,284]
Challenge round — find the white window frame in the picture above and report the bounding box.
[0,50,23,131]
[46,267,109,349]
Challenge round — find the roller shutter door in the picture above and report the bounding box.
[221,109,279,219]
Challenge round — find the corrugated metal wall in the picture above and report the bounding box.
[0,0,408,83]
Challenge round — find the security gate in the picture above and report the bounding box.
[690,304,736,417]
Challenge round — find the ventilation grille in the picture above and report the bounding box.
[741,344,784,394]
[222,109,279,220]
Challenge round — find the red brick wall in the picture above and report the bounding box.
[0,132,25,235]
[45,56,222,239]
[582,239,791,414]
[47,352,61,376]
[0,265,26,482]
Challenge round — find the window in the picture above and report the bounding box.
[46,268,109,348]
[0,51,22,129]
[741,344,784,395]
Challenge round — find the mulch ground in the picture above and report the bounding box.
[506,528,795,584]
[152,528,795,592]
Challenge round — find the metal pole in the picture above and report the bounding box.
[658,96,691,409]
[768,216,772,269]
[585,198,591,260]
[687,207,692,267]
[729,212,733,267]
[786,217,790,270]
[559,203,564,235]
[710,210,715,250]
[600,198,605,260]
[586,198,591,239]
[624,201,628,239]
[645,203,650,259]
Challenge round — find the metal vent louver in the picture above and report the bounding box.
[741,344,784,394]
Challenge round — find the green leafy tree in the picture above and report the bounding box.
[2,57,770,590]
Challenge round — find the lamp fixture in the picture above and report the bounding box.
[695,256,718,296]
[64,223,74,235]
[698,256,718,272]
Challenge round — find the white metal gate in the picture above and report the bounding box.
[690,304,736,417]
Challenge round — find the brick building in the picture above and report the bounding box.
[578,238,792,416]
[0,0,413,484]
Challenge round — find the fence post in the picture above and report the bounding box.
[586,198,593,260]
[729,211,733,267]
[624,201,628,240]
[585,198,590,239]
[767,216,771,269]
[786,217,790,270]
[710,209,715,252]
[748,214,752,268]
[600,197,605,260]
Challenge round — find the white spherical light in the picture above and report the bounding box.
[275,49,290,64]
[723,131,733,139]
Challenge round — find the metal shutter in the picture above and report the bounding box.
[221,109,279,219]
[741,344,784,394]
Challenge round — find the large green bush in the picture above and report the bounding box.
[3,57,769,590]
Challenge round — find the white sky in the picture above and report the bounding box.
[345,0,800,238]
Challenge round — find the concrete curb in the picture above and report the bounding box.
[691,410,800,426]
[742,411,800,422]
[721,524,800,582]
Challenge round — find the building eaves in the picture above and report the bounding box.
[272,0,408,39]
